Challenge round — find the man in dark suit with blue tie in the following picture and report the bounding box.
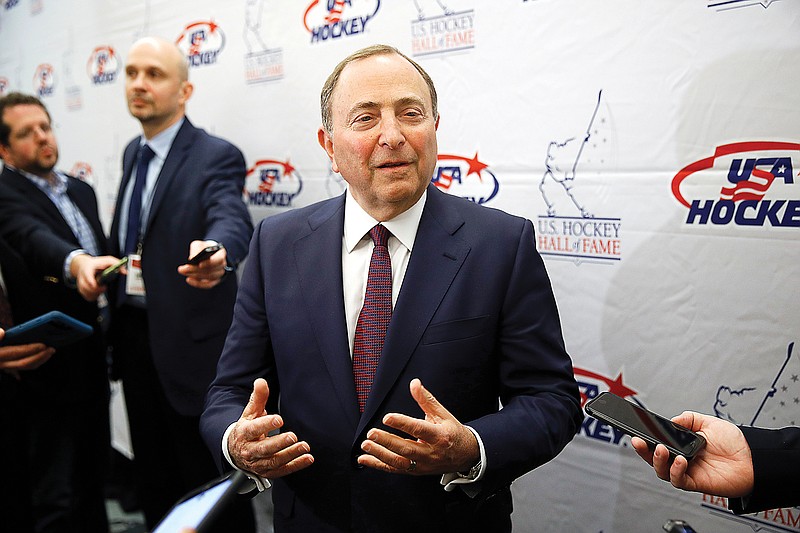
[0,92,119,532]
[201,44,583,532]
[108,37,254,529]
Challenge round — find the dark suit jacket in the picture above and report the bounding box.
[109,119,253,416]
[730,425,800,514]
[201,184,583,533]
[0,166,107,388]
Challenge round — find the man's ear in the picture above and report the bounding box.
[179,81,194,105]
[317,127,338,173]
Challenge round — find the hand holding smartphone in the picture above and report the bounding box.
[96,256,128,285]
[585,392,706,459]
[187,244,222,265]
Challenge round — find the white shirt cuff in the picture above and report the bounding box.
[440,425,486,496]
[63,249,88,286]
[222,422,272,492]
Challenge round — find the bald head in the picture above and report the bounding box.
[125,36,194,138]
[131,37,190,81]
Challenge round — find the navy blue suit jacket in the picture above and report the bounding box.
[730,425,800,514]
[202,184,582,532]
[0,165,108,396]
[0,166,106,336]
[109,119,253,415]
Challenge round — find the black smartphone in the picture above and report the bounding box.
[152,471,250,533]
[0,310,93,348]
[96,256,128,284]
[663,519,698,533]
[584,392,706,459]
[187,244,222,265]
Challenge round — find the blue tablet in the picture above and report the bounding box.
[0,311,93,348]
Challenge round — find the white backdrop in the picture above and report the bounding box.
[1,1,798,531]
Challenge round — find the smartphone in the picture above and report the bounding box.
[187,244,222,265]
[152,471,250,533]
[96,256,128,284]
[0,310,93,348]
[584,392,706,459]
[663,519,698,533]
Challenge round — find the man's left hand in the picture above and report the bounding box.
[177,240,228,289]
[358,378,480,475]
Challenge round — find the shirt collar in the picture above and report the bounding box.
[343,187,427,253]
[9,164,68,195]
[141,117,184,160]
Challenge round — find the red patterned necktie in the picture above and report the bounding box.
[0,284,13,329]
[353,224,392,413]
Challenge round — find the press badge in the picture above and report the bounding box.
[125,253,146,296]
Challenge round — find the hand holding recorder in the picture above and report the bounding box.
[177,241,229,290]
[630,411,755,499]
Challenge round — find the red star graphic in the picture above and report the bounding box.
[464,152,488,177]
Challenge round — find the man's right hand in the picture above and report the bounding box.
[227,378,314,479]
[631,411,754,498]
[71,254,122,301]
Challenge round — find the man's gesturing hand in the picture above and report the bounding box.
[227,378,314,478]
[358,378,480,475]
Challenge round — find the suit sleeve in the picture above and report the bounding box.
[0,181,88,280]
[729,425,800,514]
[468,218,583,495]
[201,218,275,470]
[198,141,253,265]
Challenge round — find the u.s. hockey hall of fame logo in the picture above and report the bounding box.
[703,341,799,532]
[410,0,475,58]
[536,90,622,265]
[243,0,284,84]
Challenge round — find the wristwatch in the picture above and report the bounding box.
[455,461,482,480]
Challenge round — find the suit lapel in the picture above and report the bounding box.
[293,195,360,431]
[66,179,105,253]
[146,120,194,230]
[110,139,140,255]
[2,168,79,245]
[357,186,470,432]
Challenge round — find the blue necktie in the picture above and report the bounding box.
[124,144,155,255]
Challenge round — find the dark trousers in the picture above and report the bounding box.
[116,305,255,531]
[1,359,109,533]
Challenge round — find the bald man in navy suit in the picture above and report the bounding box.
[107,37,254,529]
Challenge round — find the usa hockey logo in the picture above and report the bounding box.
[33,64,55,97]
[0,77,9,96]
[575,366,640,449]
[176,21,226,68]
[672,141,800,228]
[432,152,499,204]
[244,159,304,219]
[87,46,119,85]
[70,162,95,185]
[303,0,381,44]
